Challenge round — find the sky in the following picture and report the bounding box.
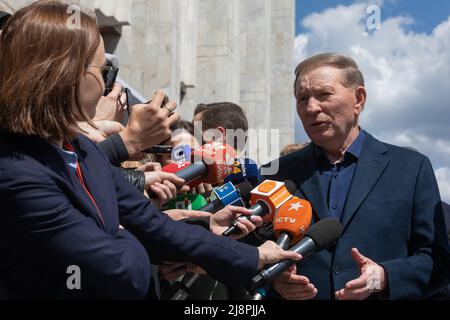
[294,0,450,203]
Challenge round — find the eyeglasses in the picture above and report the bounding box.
[86,61,119,96]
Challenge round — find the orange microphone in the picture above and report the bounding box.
[173,142,236,187]
[222,180,296,236]
[273,197,312,249]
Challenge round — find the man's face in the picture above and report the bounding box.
[296,66,363,147]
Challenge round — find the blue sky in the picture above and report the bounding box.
[294,0,450,202]
[296,0,450,35]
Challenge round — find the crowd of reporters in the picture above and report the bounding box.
[0,2,449,300]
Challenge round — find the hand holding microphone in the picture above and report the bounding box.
[222,179,296,236]
[175,142,236,187]
[249,218,342,292]
[198,180,253,213]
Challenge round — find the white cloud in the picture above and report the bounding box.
[436,167,450,203]
[295,2,450,199]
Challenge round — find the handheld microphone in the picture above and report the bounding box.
[273,197,312,249]
[162,161,191,173]
[222,180,296,237]
[175,142,236,187]
[224,158,261,187]
[171,144,192,163]
[144,145,173,154]
[197,181,253,213]
[147,161,192,199]
[248,218,343,291]
[165,194,208,210]
[160,272,200,300]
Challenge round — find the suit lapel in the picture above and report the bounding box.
[289,145,328,221]
[70,138,107,229]
[340,133,390,230]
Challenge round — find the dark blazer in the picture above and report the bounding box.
[0,132,258,299]
[262,131,450,300]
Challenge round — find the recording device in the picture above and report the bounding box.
[165,194,208,210]
[273,197,312,249]
[222,180,296,237]
[198,181,253,213]
[0,11,11,30]
[103,53,120,96]
[144,145,173,154]
[248,218,343,292]
[174,142,236,187]
[224,158,261,187]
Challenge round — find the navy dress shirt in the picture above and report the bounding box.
[315,130,366,220]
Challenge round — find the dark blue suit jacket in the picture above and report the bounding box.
[0,132,258,299]
[262,131,450,300]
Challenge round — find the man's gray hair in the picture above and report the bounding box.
[294,53,365,97]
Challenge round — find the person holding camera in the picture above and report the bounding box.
[0,1,300,299]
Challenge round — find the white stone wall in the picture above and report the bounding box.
[1,0,296,164]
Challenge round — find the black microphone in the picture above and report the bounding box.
[248,218,343,291]
[198,181,253,213]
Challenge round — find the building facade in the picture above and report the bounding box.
[0,0,295,163]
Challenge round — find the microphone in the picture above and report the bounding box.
[174,142,236,187]
[147,161,192,199]
[248,218,343,291]
[273,197,312,249]
[161,161,191,173]
[171,145,192,163]
[224,158,261,187]
[160,272,200,300]
[222,180,296,237]
[198,181,253,213]
[165,194,208,210]
[144,145,173,154]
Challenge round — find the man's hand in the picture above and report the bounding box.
[77,120,124,143]
[142,171,190,204]
[257,241,302,270]
[93,83,126,122]
[273,265,318,300]
[335,248,387,300]
[191,183,213,198]
[209,205,263,239]
[119,90,180,159]
[163,209,211,221]
[159,262,190,281]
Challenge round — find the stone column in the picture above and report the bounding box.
[239,0,272,164]
[270,0,296,159]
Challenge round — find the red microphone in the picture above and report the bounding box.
[175,142,236,187]
[273,197,312,249]
[162,161,191,174]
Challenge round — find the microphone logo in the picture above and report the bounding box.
[288,201,304,211]
[274,217,297,224]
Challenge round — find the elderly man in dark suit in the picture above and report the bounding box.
[261,53,450,300]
